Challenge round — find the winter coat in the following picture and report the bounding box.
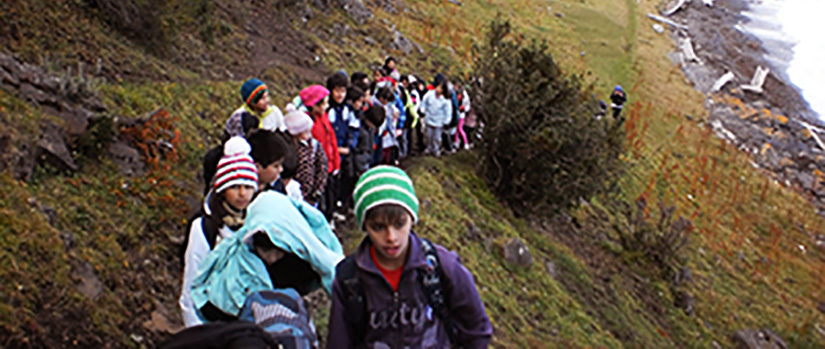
[294,138,327,204]
[225,104,285,137]
[328,102,361,151]
[420,90,452,127]
[190,191,345,320]
[352,122,376,176]
[311,112,341,174]
[326,232,493,349]
[610,88,627,109]
[179,193,240,328]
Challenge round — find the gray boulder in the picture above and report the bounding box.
[731,329,787,349]
[502,237,533,267]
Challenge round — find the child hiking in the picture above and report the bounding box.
[326,166,493,348]
[225,78,286,137]
[180,136,259,328]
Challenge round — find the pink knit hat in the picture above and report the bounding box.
[299,85,329,107]
[284,109,314,136]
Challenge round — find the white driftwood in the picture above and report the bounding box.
[680,37,701,63]
[663,0,688,16]
[712,71,735,92]
[740,66,770,93]
[703,0,714,7]
[647,13,689,30]
[801,121,825,152]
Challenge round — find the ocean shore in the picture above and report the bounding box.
[657,0,825,215]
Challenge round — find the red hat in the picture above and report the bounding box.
[299,85,330,107]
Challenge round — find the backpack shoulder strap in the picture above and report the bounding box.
[201,216,220,250]
[418,237,457,343]
[336,256,368,343]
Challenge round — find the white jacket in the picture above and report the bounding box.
[179,200,238,327]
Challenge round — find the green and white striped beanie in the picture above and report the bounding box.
[353,166,419,230]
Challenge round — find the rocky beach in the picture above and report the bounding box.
[656,0,825,215]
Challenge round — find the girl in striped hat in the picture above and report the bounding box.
[180,136,259,328]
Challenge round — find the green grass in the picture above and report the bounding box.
[1,0,824,346]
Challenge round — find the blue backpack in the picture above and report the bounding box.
[239,289,318,349]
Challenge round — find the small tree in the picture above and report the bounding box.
[471,20,624,214]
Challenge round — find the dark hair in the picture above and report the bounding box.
[280,145,299,179]
[247,129,289,167]
[346,86,365,104]
[363,105,386,128]
[252,231,278,251]
[373,68,385,78]
[384,56,396,67]
[399,74,409,84]
[221,112,260,142]
[206,190,248,229]
[375,86,395,103]
[351,72,368,85]
[326,72,349,91]
[363,204,410,230]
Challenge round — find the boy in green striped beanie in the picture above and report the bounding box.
[326,166,493,348]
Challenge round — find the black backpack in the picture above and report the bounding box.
[179,209,220,270]
[159,321,277,349]
[447,96,459,129]
[335,238,456,344]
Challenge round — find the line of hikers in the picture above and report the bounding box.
[170,58,492,348]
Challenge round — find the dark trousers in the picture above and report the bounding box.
[321,173,337,221]
[414,122,425,153]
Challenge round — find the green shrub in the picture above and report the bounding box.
[471,20,625,215]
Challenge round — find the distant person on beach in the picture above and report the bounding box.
[610,85,627,121]
[326,166,493,348]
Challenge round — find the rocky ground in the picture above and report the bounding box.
[657,0,825,216]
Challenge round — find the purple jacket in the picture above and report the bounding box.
[327,232,493,348]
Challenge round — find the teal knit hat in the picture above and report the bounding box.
[353,166,419,230]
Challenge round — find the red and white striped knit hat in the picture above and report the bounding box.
[213,137,259,193]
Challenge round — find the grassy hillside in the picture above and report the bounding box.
[1,0,825,347]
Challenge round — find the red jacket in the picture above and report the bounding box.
[311,111,340,173]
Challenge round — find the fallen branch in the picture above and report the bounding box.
[801,121,825,152]
[680,37,701,64]
[711,71,735,92]
[647,13,689,30]
[740,66,770,94]
[663,0,688,16]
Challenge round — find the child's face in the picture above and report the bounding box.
[251,91,270,113]
[332,86,347,104]
[352,98,363,111]
[255,245,286,265]
[311,97,329,115]
[257,159,284,186]
[223,184,256,210]
[365,211,412,267]
[299,130,313,141]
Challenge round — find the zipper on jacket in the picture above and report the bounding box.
[394,290,400,349]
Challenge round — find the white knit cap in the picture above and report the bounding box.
[213,137,259,193]
[284,109,314,136]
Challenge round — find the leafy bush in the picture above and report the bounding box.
[471,20,625,215]
[612,197,691,277]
